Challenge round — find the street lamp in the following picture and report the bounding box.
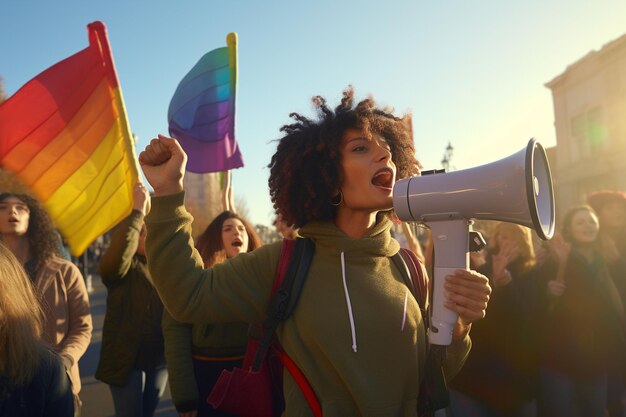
[441,141,454,171]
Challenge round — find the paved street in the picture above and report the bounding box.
[78,274,178,417]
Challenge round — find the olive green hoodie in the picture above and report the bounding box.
[146,192,471,416]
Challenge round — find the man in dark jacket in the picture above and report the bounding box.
[95,183,167,417]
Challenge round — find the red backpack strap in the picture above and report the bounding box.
[275,347,323,417]
[271,238,297,296]
[398,248,429,311]
[253,238,300,371]
[269,238,322,417]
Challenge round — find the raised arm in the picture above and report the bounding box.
[98,184,150,284]
[140,135,280,325]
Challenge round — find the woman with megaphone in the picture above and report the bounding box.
[138,87,492,417]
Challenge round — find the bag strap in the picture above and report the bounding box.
[395,248,429,308]
[392,248,449,417]
[270,238,297,295]
[276,347,323,417]
[257,237,321,416]
[252,238,314,370]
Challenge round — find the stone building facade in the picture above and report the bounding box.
[545,33,626,218]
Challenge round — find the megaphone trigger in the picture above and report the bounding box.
[469,231,486,252]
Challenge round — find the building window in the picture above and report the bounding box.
[570,106,607,161]
[579,176,615,205]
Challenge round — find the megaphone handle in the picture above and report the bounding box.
[427,219,471,346]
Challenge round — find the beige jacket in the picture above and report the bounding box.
[34,256,93,395]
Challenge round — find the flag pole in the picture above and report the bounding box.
[225,33,238,213]
[227,32,238,139]
[88,21,140,183]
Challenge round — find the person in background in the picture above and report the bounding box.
[587,190,626,417]
[449,222,540,417]
[274,212,298,240]
[588,190,626,261]
[95,183,167,417]
[0,192,92,416]
[0,242,74,417]
[138,87,491,416]
[536,205,626,417]
[54,231,72,262]
[164,210,262,417]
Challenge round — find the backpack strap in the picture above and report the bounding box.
[392,248,449,416]
[391,248,431,343]
[276,347,323,417]
[253,237,314,371]
[284,238,315,317]
[397,248,429,309]
[392,248,430,326]
[261,237,321,417]
[270,238,297,295]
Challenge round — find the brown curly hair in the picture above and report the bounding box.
[0,193,61,272]
[195,211,262,268]
[268,87,420,228]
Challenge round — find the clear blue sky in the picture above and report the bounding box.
[2,0,626,226]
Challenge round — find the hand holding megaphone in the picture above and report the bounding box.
[442,268,492,337]
[393,139,555,345]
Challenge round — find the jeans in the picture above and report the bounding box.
[109,365,168,417]
[538,368,607,417]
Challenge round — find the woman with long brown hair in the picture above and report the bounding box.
[164,210,262,417]
[0,192,92,416]
[0,242,73,416]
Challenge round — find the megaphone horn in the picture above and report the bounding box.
[393,138,555,240]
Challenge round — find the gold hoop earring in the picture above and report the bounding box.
[330,190,343,207]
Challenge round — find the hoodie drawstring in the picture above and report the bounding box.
[401,290,408,331]
[340,251,358,353]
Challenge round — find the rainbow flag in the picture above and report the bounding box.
[168,32,244,173]
[0,21,139,256]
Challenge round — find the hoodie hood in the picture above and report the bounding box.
[298,214,400,259]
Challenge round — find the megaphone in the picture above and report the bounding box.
[393,138,555,346]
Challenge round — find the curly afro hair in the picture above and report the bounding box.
[0,193,61,272]
[268,87,420,228]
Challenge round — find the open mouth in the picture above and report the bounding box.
[231,239,243,247]
[371,168,394,190]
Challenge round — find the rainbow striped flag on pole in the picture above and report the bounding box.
[0,21,139,256]
[168,32,244,173]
